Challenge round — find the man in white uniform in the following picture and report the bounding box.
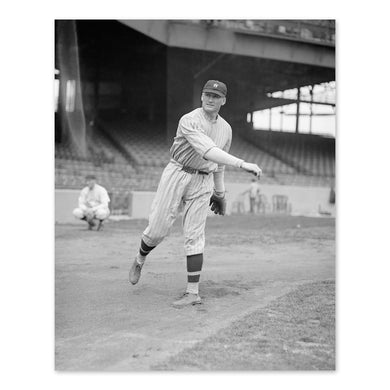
[73,175,110,231]
[128,80,262,307]
[249,178,261,214]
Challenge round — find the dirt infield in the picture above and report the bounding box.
[55,214,335,371]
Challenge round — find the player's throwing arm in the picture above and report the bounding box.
[204,147,262,178]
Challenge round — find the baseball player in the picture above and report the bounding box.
[72,175,110,231]
[248,178,261,214]
[128,80,262,307]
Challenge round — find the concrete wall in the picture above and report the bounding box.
[127,182,335,220]
[224,182,335,217]
[55,189,81,224]
[129,191,156,219]
[55,183,335,224]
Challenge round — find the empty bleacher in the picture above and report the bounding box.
[55,124,140,194]
[97,117,171,167]
[228,134,296,176]
[55,115,335,214]
[55,125,129,166]
[242,129,335,178]
[97,114,299,177]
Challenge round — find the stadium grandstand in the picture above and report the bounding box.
[55,19,335,217]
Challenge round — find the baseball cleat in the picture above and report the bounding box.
[87,220,96,230]
[172,293,202,308]
[129,256,144,285]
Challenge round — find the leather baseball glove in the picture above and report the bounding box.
[209,192,226,215]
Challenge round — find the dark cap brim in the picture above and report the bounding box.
[203,88,226,97]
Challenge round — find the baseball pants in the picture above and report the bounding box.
[142,160,214,256]
[73,204,110,220]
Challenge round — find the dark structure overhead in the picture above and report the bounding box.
[56,20,335,142]
[119,20,335,68]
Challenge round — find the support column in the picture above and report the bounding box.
[269,108,272,131]
[309,85,314,134]
[280,106,284,131]
[295,87,300,133]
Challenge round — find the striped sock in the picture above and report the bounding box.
[138,239,155,263]
[186,253,203,295]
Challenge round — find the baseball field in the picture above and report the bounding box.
[55,214,335,371]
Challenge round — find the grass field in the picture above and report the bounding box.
[55,214,335,371]
[155,280,335,370]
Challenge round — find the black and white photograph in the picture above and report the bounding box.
[4,1,390,388]
[54,19,336,371]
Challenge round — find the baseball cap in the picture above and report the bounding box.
[202,80,227,97]
[85,174,96,180]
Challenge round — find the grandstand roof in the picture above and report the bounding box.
[119,20,335,68]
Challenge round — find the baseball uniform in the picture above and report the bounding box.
[73,183,110,220]
[249,181,260,213]
[129,80,262,307]
[142,107,232,255]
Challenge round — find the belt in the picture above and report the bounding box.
[171,158,210,175]
[181,165,209,175]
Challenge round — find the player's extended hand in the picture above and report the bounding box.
[241,162,262,178]
[209,192,227,215]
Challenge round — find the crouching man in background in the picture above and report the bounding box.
[73,175,110,231]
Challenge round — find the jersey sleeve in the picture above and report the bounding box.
[179,116,218,158]
[223,129,232,153]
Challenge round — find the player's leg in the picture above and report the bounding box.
[95,206,110,231]
[173,175,212,307]
[142,164,190,247]
[72,207,85,219]
[85,208,96,230]
[250,197,255,213]
[182,203,209,297]
[73,206,92,229]
[129,163,191,285]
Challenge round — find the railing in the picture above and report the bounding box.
[181,20,335,46]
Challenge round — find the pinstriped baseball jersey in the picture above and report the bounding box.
[142,106,232,256]
[170,108,232,172]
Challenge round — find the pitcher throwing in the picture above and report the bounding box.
[128,80,262,308]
